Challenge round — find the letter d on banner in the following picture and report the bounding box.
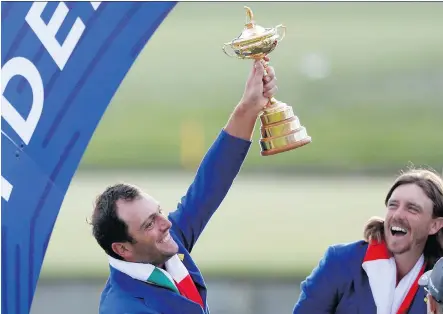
[1,2,177,314]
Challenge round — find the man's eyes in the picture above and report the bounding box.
[145,210,164,230]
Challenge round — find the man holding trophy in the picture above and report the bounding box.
[220,6,443,314]
[92,5,311,313]
[91,47,290,314]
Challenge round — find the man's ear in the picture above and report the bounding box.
[429,217,443,235]
[111,242,132,260]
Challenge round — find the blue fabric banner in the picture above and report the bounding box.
[1,2,177,313]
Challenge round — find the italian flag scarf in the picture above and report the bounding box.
[109,254,204,308]
[362,240,425,314]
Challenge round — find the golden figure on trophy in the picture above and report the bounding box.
[222,6,312,156]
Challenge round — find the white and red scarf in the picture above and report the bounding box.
[109,254,204,308]
[362,241,425,314]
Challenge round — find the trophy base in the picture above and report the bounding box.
[260,135,312,156]
[259,99,312,156]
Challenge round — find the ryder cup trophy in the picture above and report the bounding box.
[222,6,312,156]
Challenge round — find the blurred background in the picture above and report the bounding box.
[31,2,443,313]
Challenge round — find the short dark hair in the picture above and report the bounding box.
[91,183,141,260]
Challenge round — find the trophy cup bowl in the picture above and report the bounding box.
[222,6,312,156]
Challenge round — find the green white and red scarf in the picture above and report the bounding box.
[109,254,204,308]
[362,240,425,314]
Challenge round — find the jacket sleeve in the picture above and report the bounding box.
[124,312,159,314]
[168,129,251,252]
[293,246,342,314]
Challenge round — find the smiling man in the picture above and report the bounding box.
[293,168,443,314]
[91,58,278,314]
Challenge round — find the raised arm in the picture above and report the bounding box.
[168,58,277,252]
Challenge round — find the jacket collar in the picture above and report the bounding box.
[110,265,157,298]
[352,241,427,314]
[110,266,208,313]
[109,252,207,301]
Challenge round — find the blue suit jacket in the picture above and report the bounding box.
[98,130,251,314]
[293,240,427,314]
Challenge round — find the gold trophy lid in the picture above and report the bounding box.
[231,6,276,47]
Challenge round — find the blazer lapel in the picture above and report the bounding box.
[176,249,207,303]
[185,263,207,304]
[408,287,427,313]
[111,266,207,313]
[354,272,377,314]
[187,267,206,290]
[142,289,206,314]
[353,242,377,314]
[349,243,427,314]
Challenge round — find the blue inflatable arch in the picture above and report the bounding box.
[1,2,177,313]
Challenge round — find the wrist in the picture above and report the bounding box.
[223,101,259,141]
[234,101,261,120]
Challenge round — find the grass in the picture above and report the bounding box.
[79,2,443,172]
[41,170,396,279]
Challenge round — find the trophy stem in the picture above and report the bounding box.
[259,59,279,110]
[268,96,278,105]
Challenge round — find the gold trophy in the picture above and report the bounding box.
[222,6,312,156]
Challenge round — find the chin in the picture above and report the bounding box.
[169,242,179,255]
[159,240,179,257]
[386,237,411,255]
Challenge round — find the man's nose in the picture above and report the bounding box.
[391,204,407,219]
[158,215,172,230]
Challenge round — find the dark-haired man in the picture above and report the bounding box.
[92,58,278,314]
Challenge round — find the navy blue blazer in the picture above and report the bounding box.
[293,240,427,314]
[98,130,251,314]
